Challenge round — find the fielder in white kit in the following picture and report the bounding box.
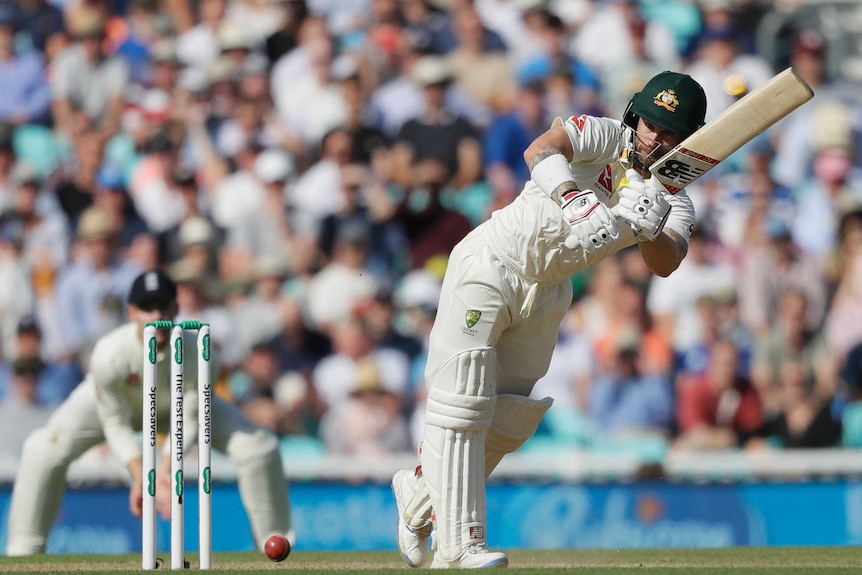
[6,269,293,555]
[392,71,708,568]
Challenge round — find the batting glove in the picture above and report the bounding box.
[613,169,671,242]
[561,189,621,254]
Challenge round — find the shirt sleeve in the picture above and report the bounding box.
[91,336,141,464]
[560,115,620,165]
[658,184,696,241]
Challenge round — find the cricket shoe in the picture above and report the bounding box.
[392,468,432,568]
[430,544,509,569]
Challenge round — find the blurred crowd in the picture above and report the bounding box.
[1,0,861,465]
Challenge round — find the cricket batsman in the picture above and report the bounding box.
[392,71,708,568]
[5,269,293,555]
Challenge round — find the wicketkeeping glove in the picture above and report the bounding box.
[612,169,671,242]
[561,189,621,254]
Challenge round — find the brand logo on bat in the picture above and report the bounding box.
[655,159,706,184]
[174,337,182,364]
[465,310,482,328]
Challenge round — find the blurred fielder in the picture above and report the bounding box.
[392,71,708,568]
[6,269,293,555]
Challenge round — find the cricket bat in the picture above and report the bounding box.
[649,67,814,194]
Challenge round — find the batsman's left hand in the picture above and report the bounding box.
[613,169,671,242]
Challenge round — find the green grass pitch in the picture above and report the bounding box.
[1,547,861,574]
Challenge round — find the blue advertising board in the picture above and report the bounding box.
[0,480,860,554]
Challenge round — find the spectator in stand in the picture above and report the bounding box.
[516,11,601,117]
[0,5,51,125]
[403,0,505,57]
[589,327,675,438]
[127,129,190,234]
[748,358,841,450]
[288,126,354,239]
[50,121,106,226]
[53,206,141,367]
[0,315,80,405]
[674,338,763,450]
[319,356,412,456]
[50,4,129,138]
[271,21,348,149]
[228,338,287,433]
[772,28,861,190]
[91,164,150,253]
[231,256,291,357]
[791,103,862,263]
[573,0,679,77]
[340,72,390,168]
[712,148,795,258]
[316,163,399,278]
[361,284,424,366]
[445,3,516,127]
[17,0,66,59]
[646,225,736,354]
[2,161,69,274]
[221,147,300,279]
[306,219,381,332]
[0,355,56,463]
[154,167,210,264]
[750,289,836,418]
[737,217,827,338]
[370,27,433,139]
[599,278,673,375]
[312,314,410,412]
[392,159,472,271]
[482,78,547,212]
[173,216,222,284]
[390,56,483,196]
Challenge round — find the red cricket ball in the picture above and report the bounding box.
[264,534,291,562]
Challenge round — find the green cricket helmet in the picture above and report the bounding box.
[623,71,707,137]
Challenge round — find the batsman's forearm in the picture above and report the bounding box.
[638,229,687,277]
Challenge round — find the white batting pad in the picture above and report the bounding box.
[421,347,497,563]
[402,394,554,531]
